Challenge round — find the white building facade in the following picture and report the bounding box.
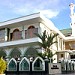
[0,3,75,63]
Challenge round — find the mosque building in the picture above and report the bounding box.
[0,3,75,64]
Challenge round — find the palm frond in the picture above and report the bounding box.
[34,33,42,39]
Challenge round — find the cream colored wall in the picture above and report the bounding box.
[52,34,65,62]
[39,23,51,34]
[24,23,39,30]
[57,37,65,51]
[10,23,39,33]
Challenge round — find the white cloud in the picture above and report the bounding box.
[12,7,59,18]
[0,0,71,20]
[40,10,59,18]
[8,0,68,19]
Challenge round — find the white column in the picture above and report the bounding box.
[69,3,74,16]
[22,26,25,39]
[5,28,8,41]
[61,39,63,50]
[69,3,75,36]
[57,37,59,50]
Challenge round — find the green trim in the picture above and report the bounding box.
[60,28,72,36]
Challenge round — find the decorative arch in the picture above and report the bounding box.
[7,58,17,71]
[24,47,38,58]
[13,29,19,32]
[9,48,21,60]
[19,57,30,71]
[28,26,35,29]
[32,57,45,71]
[0,49,6,58]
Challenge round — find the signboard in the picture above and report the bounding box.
[49,63,61,74]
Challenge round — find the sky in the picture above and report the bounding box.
[0,0,74,30]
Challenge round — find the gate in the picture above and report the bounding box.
[6,57,49,75]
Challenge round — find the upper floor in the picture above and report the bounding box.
[0,25,38,42]
[0,13,62,48]
[0,12,74,52]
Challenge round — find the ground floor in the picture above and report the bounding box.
[0,45,41,61]
[5,56,75,75]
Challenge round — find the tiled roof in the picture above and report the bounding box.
[60,28,72,37]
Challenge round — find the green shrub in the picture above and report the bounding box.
[0,57,6,74]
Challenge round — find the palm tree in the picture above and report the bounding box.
[35,30,58,60]
[35,30,47,50]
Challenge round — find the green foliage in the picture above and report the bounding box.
[38,53,46,59]
[35,30,58,60]
[35,30,47,49]
[0,57,6,74]
[47,33,58,48]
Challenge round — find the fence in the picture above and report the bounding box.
[5,57,49,75]
[59,59,75,74]
[5,57,75,75]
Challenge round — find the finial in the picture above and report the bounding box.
[69,3,74,9]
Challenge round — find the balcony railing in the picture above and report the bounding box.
[0,28,38,43]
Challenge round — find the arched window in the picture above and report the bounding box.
[9,48,21,60]
[32,57,45,71]
[25,26,38,39]
[24,47,38,58]
[11,29,22,40]
[19,57,30,71]
[7,58,17,71]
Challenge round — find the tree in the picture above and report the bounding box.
[0,57,6,74]
[35,30,58,60]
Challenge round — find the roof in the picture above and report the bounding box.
[60,28,72,37]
